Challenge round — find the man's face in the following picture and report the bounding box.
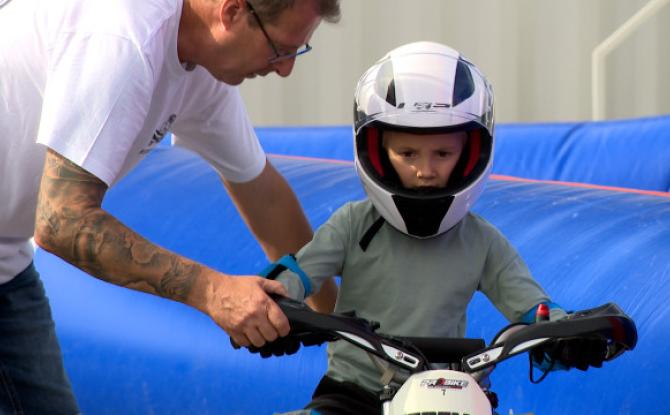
[384,130,466,189]
[210,0,322,85]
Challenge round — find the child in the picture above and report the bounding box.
[263,41,596,414]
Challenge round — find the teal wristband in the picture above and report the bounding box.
[260,255,312,298]
[276,255,312,297]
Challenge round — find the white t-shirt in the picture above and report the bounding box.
[0,0,266,283]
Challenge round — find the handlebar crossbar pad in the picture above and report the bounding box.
[396,337,485,364]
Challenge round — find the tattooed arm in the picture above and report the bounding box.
[33,148,289,347]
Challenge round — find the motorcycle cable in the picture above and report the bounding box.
[528,353,555,384]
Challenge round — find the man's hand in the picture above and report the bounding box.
[198,273,290,348]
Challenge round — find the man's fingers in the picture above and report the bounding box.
[246,326,267,348]
[261,278,288,297]
[257,312,281,343]
[258,278,290,337]
[231,333,251,348]
[266,299,290,337]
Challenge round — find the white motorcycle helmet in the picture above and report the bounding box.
[354,41,494,238]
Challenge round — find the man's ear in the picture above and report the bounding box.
[219,0,246,28]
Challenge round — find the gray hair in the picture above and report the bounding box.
[248,0,341,25]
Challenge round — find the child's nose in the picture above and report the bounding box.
[416,159,436,178]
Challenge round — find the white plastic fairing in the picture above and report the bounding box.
[388,370,491,415]
[336,332,375,351]
[509,338,551,355]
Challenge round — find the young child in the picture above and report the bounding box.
[264,41,591,414]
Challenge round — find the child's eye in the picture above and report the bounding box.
[437,151,453,158]
[400,151,415,158]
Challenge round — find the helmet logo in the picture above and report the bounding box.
[411,102,452,112]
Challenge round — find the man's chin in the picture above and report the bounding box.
[218,75,245,86]
[223,73,264,85]
[208,68,268,84]
[205,69,245,85]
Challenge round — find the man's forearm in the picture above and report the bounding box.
[41,208,203,302]
[34,148,206,306]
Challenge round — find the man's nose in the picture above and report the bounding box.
[272,57,296,77]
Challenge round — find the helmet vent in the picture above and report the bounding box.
[385,79,397,106]
[453,59,475,106]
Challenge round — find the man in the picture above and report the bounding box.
[0,0,339,413]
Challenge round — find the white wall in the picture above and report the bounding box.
[240,0,669,125]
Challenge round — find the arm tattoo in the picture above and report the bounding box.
[36,149,200,303]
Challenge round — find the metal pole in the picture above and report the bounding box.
[591,0,670,120]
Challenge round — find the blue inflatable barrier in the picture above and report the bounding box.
[39,145,670,414]
[256,114,670,192]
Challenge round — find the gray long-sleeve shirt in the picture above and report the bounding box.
[277,200,552,393]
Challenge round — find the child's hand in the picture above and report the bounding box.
[531,335,608,371]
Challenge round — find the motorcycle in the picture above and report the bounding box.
[238,297,637,415]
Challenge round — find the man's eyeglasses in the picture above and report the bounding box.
[247,1,312,64]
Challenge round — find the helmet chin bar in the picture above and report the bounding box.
[392,194,454,238]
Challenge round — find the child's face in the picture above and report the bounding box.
[384,130,466,189]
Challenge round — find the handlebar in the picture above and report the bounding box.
[271,295,432,371]
[259,297,637,375]
[463,303,637,372]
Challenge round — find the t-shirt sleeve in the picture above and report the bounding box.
[478,225,550,322]
[275,204,351,300]
[170,76,266,183]
[37,32,155,186]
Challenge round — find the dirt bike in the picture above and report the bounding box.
[238,297,637,415]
